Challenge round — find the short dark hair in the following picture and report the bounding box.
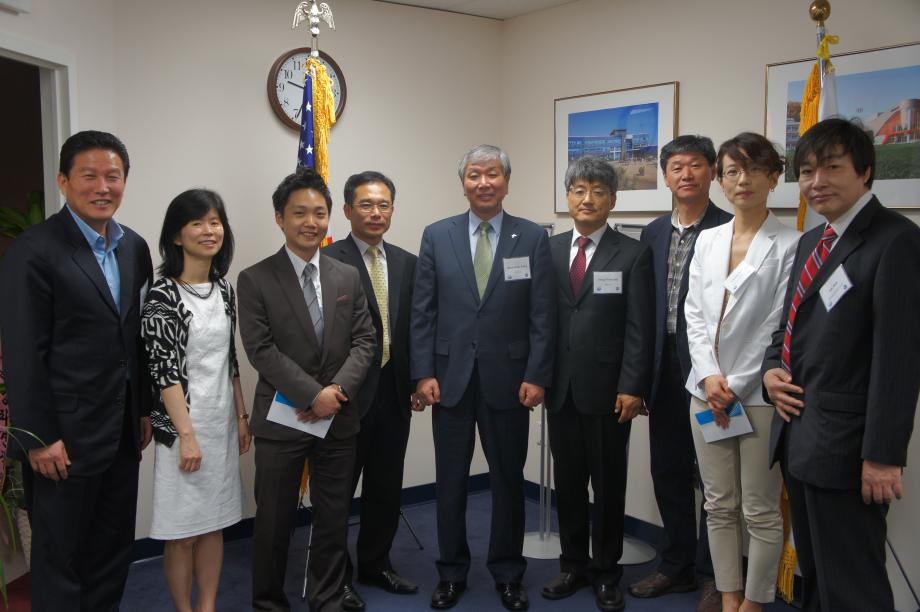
[59,130,130,178]
[272,168,333,214]
[716,132,785,179]
[344,171,396,206]
[158,189,235,280]
[793,117,875,188]
[564,156,619,193]
[659,135,716,172]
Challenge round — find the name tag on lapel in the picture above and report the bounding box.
[594,271,622,294]
[820,265,852,311]
[503,257,531,281]
[723,261,755,294]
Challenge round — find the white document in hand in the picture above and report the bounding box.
[694,401,753,443]
[266,391,333,439]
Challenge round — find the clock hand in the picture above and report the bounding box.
[287,80,304,89]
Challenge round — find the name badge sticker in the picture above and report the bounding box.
[724,261,756,294]
[593,271,623,294]
[819,265,853,311]
[503,257,531,281]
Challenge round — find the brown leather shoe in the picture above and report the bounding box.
[696,580,720,612]
[627,572,697,598]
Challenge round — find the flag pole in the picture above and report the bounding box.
[809,0,831,86]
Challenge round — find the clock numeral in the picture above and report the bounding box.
[283,69,293,79]
[277,82,284,92]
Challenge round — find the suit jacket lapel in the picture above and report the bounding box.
[481,214,520,305]
[576,225,618,304]
[337,236,379,317]
[723,215,781,318]
[447,214,480,301]
[116,235,135,322]
[61,211,119,316]
[553,230,575,305]
[802,198,876,304]
[319,254,338,361]
[271,248,318,347]
[385,241,403,330]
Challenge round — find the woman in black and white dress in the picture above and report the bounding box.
[142,189,251,612]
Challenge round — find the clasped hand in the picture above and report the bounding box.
[297,384,347,423]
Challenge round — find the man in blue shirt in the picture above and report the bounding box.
[0,131,154,611]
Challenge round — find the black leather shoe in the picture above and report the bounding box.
[496,582,529,611]
[341,583,366,611]
[359,569,419,594]
[594,583,625,612]
[541,572,588,600]
[430,581,466,609]
[628,571,697,598]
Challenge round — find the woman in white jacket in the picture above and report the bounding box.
[684,132,799,612]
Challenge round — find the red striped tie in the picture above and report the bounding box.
[781,224,837,371]
[570,236,591,296]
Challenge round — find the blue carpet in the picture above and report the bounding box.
[123,491,798,611]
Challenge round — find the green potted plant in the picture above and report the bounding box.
[0,190,45,603]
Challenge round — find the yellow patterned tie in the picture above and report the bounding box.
[368,246,390,366]
[473,221,492,298]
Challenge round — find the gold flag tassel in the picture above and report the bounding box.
[795,34,838,231]
[776,482,796,603]
[796,62,821,231]
[306,57,336,184]
[299,461,310,506]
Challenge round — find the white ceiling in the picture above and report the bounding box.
[373,0,578,20]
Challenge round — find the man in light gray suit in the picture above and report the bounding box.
[238,168,375,612]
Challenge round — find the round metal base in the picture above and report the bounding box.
[522,531,562,559]
[619,536,657,565]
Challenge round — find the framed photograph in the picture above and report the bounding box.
[554,82,678,213]
[765,41,920,208]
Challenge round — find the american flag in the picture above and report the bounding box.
[297,71,314,169]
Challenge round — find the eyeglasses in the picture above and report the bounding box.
[721,166,770,182]
[568,188,611,200]
[354,202,392,213]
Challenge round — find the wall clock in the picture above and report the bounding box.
[267,47,346,131]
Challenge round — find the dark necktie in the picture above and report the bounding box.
[570,236,591,296]
[302,264,324,348]
[781,224,837,371]
[473,221,492,298]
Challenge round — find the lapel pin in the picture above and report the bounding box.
[511,233,518,239]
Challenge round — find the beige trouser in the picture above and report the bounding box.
[689,396,783,603]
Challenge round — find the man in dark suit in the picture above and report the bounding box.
[411,144,555,611]
[323,171,418,609]
[630,136,730,612]
[0,130,154,612]
[237,168,376,612]
[541,156,654,612]
[762,118,920,611]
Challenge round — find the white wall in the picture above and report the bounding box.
[501,1,920,607]
[1,0,503,540]
[2,1,919,603]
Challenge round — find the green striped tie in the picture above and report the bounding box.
[473,221,492,298]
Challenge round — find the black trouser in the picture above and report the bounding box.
[24,399,139,612]
[345,363,412,579]
[432,363,529,584]
[548,389,631,585]
[648,335,713,579]
[252,434,355,612]
[781,437,893,611]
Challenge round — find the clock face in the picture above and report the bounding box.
[268,48,346,131]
